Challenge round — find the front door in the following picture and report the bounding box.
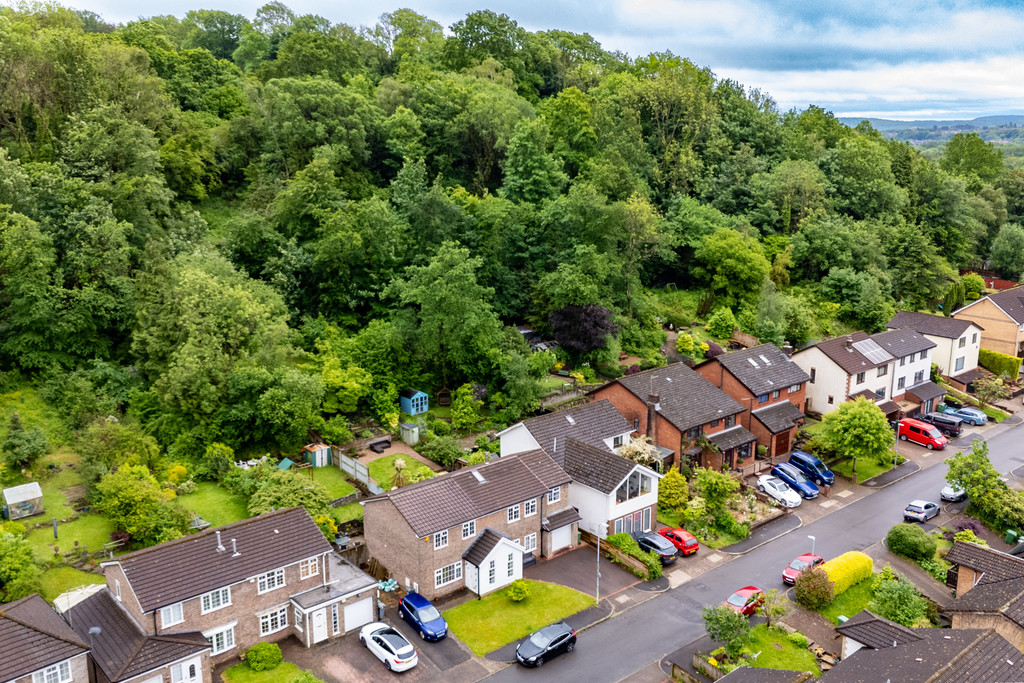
[312,608,328,643]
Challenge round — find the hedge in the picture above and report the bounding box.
[979,348,1022,379]
[886,523,937,562]
[821,551,873,596]
[604,532,663,580]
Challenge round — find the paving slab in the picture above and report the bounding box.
[524,545,638,598]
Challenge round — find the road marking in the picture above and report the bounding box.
[836,490,853,498]
[708,553,723,563]
[819,500,836,508]
[669,570,691,588]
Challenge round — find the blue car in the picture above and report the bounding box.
[398,592,447,641]
[942,405,988,426]
[787,450,835,487]
[771,462,819,499]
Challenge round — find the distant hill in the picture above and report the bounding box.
[838,115,1024,131]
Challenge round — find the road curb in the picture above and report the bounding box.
[861,461,920,489]
[718,515,804,556]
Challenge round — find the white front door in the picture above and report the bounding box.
[344,598,374,632]
[552,525,572,551]
[312,608,328,643]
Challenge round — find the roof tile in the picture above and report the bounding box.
[610,363,745,432]
[715,344,810,397]
[888,310,982,338]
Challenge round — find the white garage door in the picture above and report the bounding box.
[343,598,374,632]
[552,525,572,551]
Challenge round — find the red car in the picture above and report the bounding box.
[723,586,764,616]
[782,553,824,585]
[658,528,700,556]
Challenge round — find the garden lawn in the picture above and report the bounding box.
[222,662,321,683]
[832,458,894,483]
[26,514,116,562]
[334,502,363,523]
[368,454,434,491]
[820,577,876,624]
[444,580,594,656]
[539,375,572,396]
[0,384,71,446]
[29,454,85,520]
[38,567,105,602]
[307,466,356,499]
[180,482,250,528]
[746,625,820,675]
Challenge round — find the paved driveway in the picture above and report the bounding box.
[525,546,639,598]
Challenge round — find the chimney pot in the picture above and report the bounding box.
[215,531,225,552]
[231,538,240,558]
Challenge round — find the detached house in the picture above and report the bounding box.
[953,285,1024,358]
[695,344,810,458]
[0,593,89,683]
[99,507,377,666]
[944,541,1024,651]
[498,399,637,464]
[888,311,984,388]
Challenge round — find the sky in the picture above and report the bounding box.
[67,0,1024,120]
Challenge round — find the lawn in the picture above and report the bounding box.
[38,566,105,601]
[28,454,86,520]
[334,502,363,523]
[832,457,895,483]
[746,624,820,675]
[444,580,594,656]
[657,509,684,529]
[305,466,356,499]
[539,374,573,396]
[655,511,744,549]
[180,482,251,528]
[26,514,117,562]
[222,661,321,683]
[820,576,876,624]
[368,454,435,491]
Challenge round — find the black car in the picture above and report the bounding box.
[916,412,964,437]
[636,532,678,564]
[516,622,577,667]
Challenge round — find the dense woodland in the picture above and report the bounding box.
[2,1,1024,470]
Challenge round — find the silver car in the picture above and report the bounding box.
[757,474,802,508]
[904,500,940,523]
[941,485,967,502]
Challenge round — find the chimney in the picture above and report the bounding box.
[215,531,225,552]
[782,342,794,356]
[646,392,659,444]
[844,337,853,350]
[231,538,240,558]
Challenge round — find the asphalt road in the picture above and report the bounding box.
[485,427,1024,682]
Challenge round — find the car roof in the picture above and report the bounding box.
[539,622,572,636]
[907,499,933,506]
[775,462,797,473]
[402,592,431,609]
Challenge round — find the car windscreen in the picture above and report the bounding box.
[727,593,747,607]
[529,629,556,648]
[926,429,942,439]
[789,558,810,571]
[417,605,441,622]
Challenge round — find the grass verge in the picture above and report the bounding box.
[368,454,434,491]
[832,457,894,483]
[222,662,321,683]
[180,482,251,528]
[444,580,594,656]
[746,624,821,675]
[819,577,876,624]
[38,566,105,602]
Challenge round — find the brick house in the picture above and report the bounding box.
[888,311,984,385]
[362,451,577,601]
[0,593,90,683]
[588,363,752,471]
[695,344,809,458]
[953,286,1024,358]
[99,507,377,666]
[944,541,1024,651]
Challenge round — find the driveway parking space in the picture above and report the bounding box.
[525,546,639,598]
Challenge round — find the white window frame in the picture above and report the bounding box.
[32,661,71,683]
[507,505,521,523]
[955,356,965,372]
[200,587,231,614]
[331,603,340,635]
[258,606,289,636]
[612,434,624,448]
[614,518,623,534]
[115,579,121,602]
[643,507,652,532]
[257,568,286,594]
[204,623,236,655]
[959,336,967,348]
[507,552,514,577]
[898,376,906,390]
[170,657,201,683]
[435,561,463,588]
[524,499,537,516]
[788,384,800,393]
[771,390,780,399]
[524,533,537,552]
[547,487,561,504]
[294,607,304,632]
[434,529,449,550]
[299,557,319,580]
[462,521,476,539]
[160,602,184,628]
[488,560,496,584]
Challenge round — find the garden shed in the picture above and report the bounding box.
[302,443,333,467]
[400,423,419,445]
[2,482,44,520]
[399,389,428,415]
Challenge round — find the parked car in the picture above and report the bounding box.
[659,527,700,556]
[941,405,988,426]
[360,622,418,672]
[782,553,824,585]
[636,532,678,564]
[898,418,948,450]
[943,396,962,409]
[756,474,802,508]
[516,622,577,667]
[723,586,764,616]
[904,500,940,523]
[398,591,448,641]
[916,412,964,437]
[940,484,967,502]
[788,450,835,486]
[770,463,819,499]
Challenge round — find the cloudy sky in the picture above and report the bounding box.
[75,0,1024,120]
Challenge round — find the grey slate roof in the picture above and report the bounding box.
[835,609,922,649]
[876,400,901,416]
[515,448,572,488]
[888,310,982,338]
[931,629,1024,683]
[66,590,209,683]
[715,344,810,396]
[945,541,1024,583]
[519,399,632,464]
[542,507,582,532]
[952,367,987,384]
[907,381,946,403]
[959,286,1024,324]
[719,668,811,682]
[0,594,88,682]
[708,425,756,452]
[751,401,805,434]
[871,328,936,358]
[108,507,332,613]
[945,575,1024,627]
[463,528,511,567]
[609,363,745,432]
[562,438,638,494]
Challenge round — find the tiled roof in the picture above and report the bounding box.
[707,425,756,452]
[542,507,582,532]
[959,286,1024,324]
[945,541,1024,583]
[906,381,946,403]
[751,401,804,434]
[715,344,810,397]
[0,594,88,682]
[108,507,332,613]
[945,575,1024,627]
[871,328,936,358]
[826,629,988,683]
[562,438,638,494]
[848,389,876,401]
[718,668,812,682]
[66,590,209,683]
[835,609,923,649]
[610,363,745,432]
[888,311,982,338]
[931,629,1024,683]
[809,332,889,375]
[363,457,551,537]
[876,400,901,416]
[462,528,511,567]
[515,449,572,489]
[519,400,632,464]
[952,368,987,384]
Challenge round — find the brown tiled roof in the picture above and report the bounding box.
[707,425,756,452]
[871,328,936,358]
[66,590,209,683]
[0,594,88,681]
[608,363,745,432]
[462,528,512,567]
[715,344,810,397]
[931,629,1024,682]
[808,331,886,375]
[515,449,571,489]
[835,609,923,649]
[906,381,946,403]
[945,575,1024,627]
[542,507,582,532]
[945,541,1024,583]
[848,389,876,400]
[718,668,812,682]
[957,286,1024,324]
[751,401,805,434]
[952,367,987,384]
[888,311,982,338]
[876,400,901,416]
[562,438,638,494]
[108,507,332,613]
[519,400,632,464]
[827,629,996,682]
[362,457,550,537]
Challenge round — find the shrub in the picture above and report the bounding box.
[506,579,530,602]
[794,567,834,610]
[886,523,937,562]
[605,532,663,580]
[821,551,873,596]
[919,558,949,583]
[420,435,462,468]
[953,529,987,546]
[979,348,1022,379]
[175,479,197,496]
[430,419,452,437]
[676,333,695,355]
[701,604,751,659]
[870,576,928,627]
[954,518,984,536]
[246,643,283,671]
[787,632,809,648]
[706,308,736,338]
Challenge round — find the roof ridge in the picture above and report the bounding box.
[927,629,997,683]
[111,630,151,680]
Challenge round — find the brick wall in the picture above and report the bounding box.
[124,652,213,683]
[539,483,578,556]
[590,383,683,461]
[954,299,1022,357]
[105,564,149,629]
[950,612,1024,653]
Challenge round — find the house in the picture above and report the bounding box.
[945,540,1024,597]
[888,311,984,386]
[399,389,428,415]
[588,363,753,471]
[694,344,810,458]
[99,507,377,665]
[362,451,577,600]
[497,399,637,463]
[943,541,1024,650]
[0,593,90,683]
[953,286,1024,358]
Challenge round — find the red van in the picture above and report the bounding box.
[898,418,947,450]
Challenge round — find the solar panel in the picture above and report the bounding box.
[852,338,893,365]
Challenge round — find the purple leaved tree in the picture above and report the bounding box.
[549,304,618,361]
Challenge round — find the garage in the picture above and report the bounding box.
[343,597,374,632]
[551,525,572,551]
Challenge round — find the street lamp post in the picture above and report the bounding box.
[808,534,816,558]
[595,522,608,602]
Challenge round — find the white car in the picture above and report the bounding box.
[360,622,418,672]
[757,474,802,508]
[941,484,967,502]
